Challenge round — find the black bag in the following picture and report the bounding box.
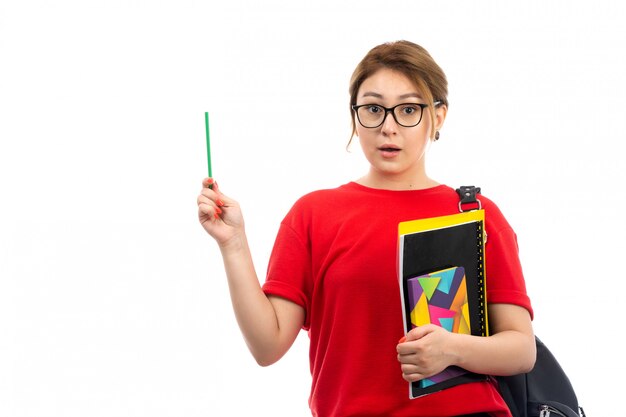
[455,186,586,417]
[496,337,585,417]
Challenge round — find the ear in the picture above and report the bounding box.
[430,104,448,140]
[434,104,448,132]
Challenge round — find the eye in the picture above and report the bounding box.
[399,104,419,115]
[365,105,383,114]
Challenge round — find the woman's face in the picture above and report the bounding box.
[355,68,445,185]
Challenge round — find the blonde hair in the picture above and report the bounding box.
[348,40,448,143]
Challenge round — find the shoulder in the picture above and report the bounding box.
[289,182,367,210]
[446,185,514,234]
[280,183,355,226]
[475,192,515,235]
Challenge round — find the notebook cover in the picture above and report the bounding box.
[398,210,488,398]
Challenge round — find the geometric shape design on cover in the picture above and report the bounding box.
[449,275,468,333]
[429,267,466,313]
[449,274,468,313]
[410,293,430,328]
[433,267,456,294]
[419,366,467,387]
[428,304,457,328]
[439,317,455,332]
[407,276,424,313]
[420,378,435,388]
[459,301,471,335]
[418,277,440,301]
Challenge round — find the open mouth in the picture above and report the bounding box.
[378,146,401,158]
[379,145,401,152]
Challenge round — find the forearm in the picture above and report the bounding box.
[451,329,536,376]
[219,234,298,366]
[199,180,301,365]
[450,303,535,375]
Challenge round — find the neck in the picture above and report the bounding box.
[356,169,439,191]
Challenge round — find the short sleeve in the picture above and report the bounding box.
[262,220,313,330]
[483,200,534,319]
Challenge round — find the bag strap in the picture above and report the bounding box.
[455,185,482,212]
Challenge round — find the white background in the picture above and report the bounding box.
[1,1,624,416]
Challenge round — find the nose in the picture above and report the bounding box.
[380,109,398,135]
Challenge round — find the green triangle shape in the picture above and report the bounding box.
[418,277,440,300]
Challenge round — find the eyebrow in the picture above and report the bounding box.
[361,92,423,100]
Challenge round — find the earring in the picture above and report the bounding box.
[434,131,440,141]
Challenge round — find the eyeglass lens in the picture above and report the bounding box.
[356,104,424,128]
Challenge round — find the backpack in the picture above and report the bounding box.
[456,186,586,417]
[496,337,585,417]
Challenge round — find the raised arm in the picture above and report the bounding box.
[198,178,305,366]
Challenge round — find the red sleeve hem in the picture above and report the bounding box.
[262,280,311,330]
[487,289,534,320]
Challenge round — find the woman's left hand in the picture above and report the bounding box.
[396,324,457,383]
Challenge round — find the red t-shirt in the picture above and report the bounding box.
[262,182,533,417]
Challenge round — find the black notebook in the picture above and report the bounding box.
[398,210,489,399]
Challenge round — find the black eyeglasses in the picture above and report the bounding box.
[352,102,434,128]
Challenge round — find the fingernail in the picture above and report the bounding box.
[207,178,214,184]
[215,207,223,215]
[214,212,220,220]
[217,199,225,207]
[398,336,406,343]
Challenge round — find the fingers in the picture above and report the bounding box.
[397,337,421,355]
[202,177,218,190]
[200,178,228,203]
[397,348,432,382]
[396,326,451,382]
[397,325,442,356]
[197,187,226,207]
[198,178,226,221]
[405,324,438,342]
[400,363,425,382]
[397,349,428,382]
[197,195,223,220]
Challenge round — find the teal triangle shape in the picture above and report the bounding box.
[435,268,455,294]
[421,379,435,388]
[439,318,454,332]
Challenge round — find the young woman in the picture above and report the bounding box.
[197,40,535,417]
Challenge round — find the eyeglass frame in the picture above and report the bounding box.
[351,101,442,128]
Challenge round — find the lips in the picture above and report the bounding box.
[378,144,401,158]
[379,142,400,149]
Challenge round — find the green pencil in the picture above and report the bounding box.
[205,111,213,181]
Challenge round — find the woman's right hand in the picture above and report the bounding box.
[197,178,245,248]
